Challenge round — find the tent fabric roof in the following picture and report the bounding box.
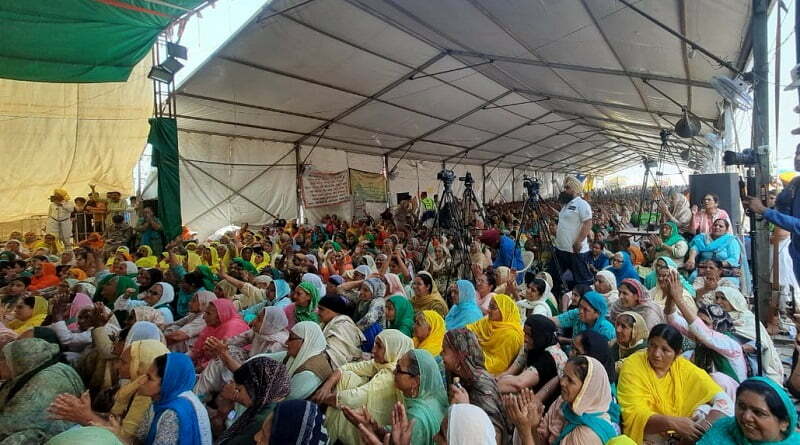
[176,0,752,175]
[0,0,208,83]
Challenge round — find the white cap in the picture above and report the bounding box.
[785,63,800,91]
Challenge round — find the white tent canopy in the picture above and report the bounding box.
[176,0,753,238]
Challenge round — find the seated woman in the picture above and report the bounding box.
[7,295,49,333]
[691,193,731,235]
[686,218,741,286]
[445,280,484,330]
[0,338,85,443]
[259,321,333,401]
[517,277,552,320]
[715,287,784,384]
[611,311,648,374]
[349,349,448,445]
[441,328,510,444]
[134,245,159,269]
[319,329,413,445]
[94,274,138,309]
[240,279,292,323]
[253,400,328,445]
[593,270,619,306]
[191,299,250,370]
[285,281,321,327]
[505,356,619,445]
[554,291,617,342]
[467,294,524,375]
[317,295,364,369]
[195,306,289,398]
[49,300,120,362]
[497,314,567,395]
[693,258,736,306]
[698,377,798,445]
[49,339,169,441]
[609,278,664,331]
[164,290,216,352]
[29,261,61,292]
[132,352,212,444]
[647,221,688,266]
[215,357,291,445]
[410,271,448,317]
[385,294,414,337]
[617,324,733,444]
[572,331,618,386]
[354,278,386,352]
[134,267,163,300]
[139,281,176,323]
[647,256,698,312]
[413,310,445,367]
[604,251,639,284]
[589,240,610,273]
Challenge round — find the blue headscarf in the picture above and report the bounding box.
[444,280,484,330]
[145,353,202,445]
[274,279,291,303]
[577,291,616,341]
[605,251,639,283]
[698,377,798,445]
[269,400,328,445]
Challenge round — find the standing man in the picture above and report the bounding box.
[105,191,127,228]
[419,191,436,224]
[47,188,74,252]
[553,176,593,289]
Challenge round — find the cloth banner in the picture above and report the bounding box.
[302,170,350,208]
[148,117,182,242]
[349,168,387,202]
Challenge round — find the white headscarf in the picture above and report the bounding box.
[123,261,138,276]
[252,306,289,354]
[301,273,326,298]
[594,270,619,305]
[285,321,327,376]
[152,282,175,307]
[447,404,497,445]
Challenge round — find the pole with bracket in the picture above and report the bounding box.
[295,143,303,222]
[383,154,391,206]
[481,165,487,206]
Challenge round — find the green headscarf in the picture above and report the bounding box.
[661,221,684,246]
[387,295,414,337]
[644,256,695,297]
[404,349,448,445]
[195,265,219,292]
[331,241,342,252]
[698,376,798,445]
[296,281,320,323]
[94,274,138,307]
[232,257,258,275]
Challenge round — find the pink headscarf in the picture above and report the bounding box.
[385,273,407,298]
[192,299,250,367]
[68,293,94,330]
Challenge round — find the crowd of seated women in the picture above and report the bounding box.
[0,194,797,445]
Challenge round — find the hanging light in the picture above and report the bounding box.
[674,107,701,138]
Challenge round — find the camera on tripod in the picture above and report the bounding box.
[522,175,540,197]
[458,172,474,187]
[723,148,759,167]
[437,169,456,186]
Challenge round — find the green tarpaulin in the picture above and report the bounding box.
[0,0,204,83]
[148,117,182,242]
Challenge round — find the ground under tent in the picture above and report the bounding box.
[173,0,751,239]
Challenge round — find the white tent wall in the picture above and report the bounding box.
[179,131,297,239]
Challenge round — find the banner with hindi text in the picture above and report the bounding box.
[349,168,387,202]
[302,170,350,208]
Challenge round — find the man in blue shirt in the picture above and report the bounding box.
[479,228,524,281]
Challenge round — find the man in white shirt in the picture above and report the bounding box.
[553,176,593,289]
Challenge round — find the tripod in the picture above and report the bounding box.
[513,177,562,294]
[635,130,669,230]
[417,170,474,297]
[460,172,486,226]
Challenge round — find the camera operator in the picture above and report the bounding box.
[744,144,800,288]
[553,176,593,289]
[47,188,74,252]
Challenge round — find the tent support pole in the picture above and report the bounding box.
[752,0,771,366]
[481,165,487,206]
[511,167,516,201]
[383,154,391,206]
[295,143,303,222]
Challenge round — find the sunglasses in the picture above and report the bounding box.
[394,367,417,377]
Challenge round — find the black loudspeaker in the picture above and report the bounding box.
[396,192,411,203]
[689,173,742,232]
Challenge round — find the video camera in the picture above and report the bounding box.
[723,148,759,167]
[458,171,474,187]
[522,175,540,197]
[437,169,456,189]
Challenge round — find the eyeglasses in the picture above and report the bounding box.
[394,367,417,377]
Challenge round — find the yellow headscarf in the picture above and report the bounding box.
[135,245,158,269]
[201,245,221,274]
[466,293,523,374]
[186,246,202,272]
[617,350,722,443]
[111,340,169,436]
[413,310,445,356]
[8,296,49,334]
[53,188,69,200]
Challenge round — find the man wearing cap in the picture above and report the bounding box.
[553,176,593,289]
[47,188,74,252]
[479,229,524,280]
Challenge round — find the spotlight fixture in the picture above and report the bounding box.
[167,42,188,60]
[147,65,174,84]
[161,57,184,74]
